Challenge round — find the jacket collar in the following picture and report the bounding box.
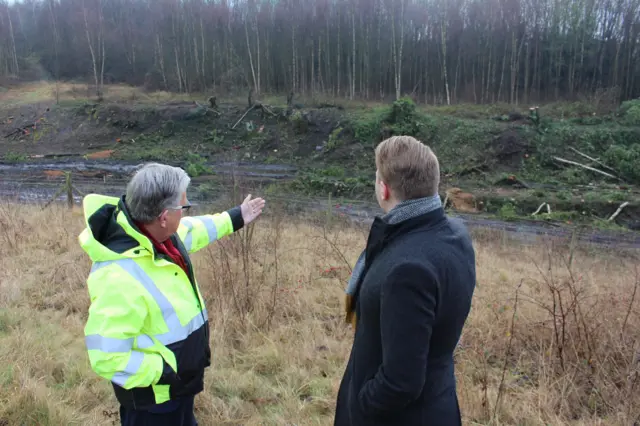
[365,206,446,261]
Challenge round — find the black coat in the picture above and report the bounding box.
[334,207,476,426]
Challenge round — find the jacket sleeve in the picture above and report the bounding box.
[177,206,244,254]
[84,264,165,389]
[357,261,437,416]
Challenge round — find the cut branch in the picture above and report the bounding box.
[232,105,256,129]
[568,147,618,173]
[608,202,629,222]
[552,156,621,181]
[532,202,551,216]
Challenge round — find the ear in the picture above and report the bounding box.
[158,209,169,228]
[380,180,390,201]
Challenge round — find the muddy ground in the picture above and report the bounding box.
[0,99,336,161]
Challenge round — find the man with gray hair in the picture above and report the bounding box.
[78,163,265,426]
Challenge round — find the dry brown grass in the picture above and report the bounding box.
[0,80,384,110]
[0,81,602,121]
[0,201,639,425]
[0,81,198,108]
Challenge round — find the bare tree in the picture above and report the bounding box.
[82,0,106,99]
[2,0,640,104]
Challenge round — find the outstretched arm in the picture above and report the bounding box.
[178,194,265,254]
[357,262,438,416]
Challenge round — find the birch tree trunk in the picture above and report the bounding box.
[7,6,19,75]
[245,13,258,94]
[440,15,450,105]
[82,0,101,98]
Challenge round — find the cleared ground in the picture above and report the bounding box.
[0,201,638,425]
[2,81,640,233]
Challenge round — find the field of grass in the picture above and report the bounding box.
[0,199,638,425]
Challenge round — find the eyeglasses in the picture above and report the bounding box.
[166,202,193,213]
[176,204,192,211]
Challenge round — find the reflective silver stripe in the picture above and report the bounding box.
[136,334,155,350]
[91,258,207,347]
[91,261,113,273]
[116,259,183,334]
[200,216,218,243]
[154,309,207,346]
[135,309,207,348]
[112,351,145,387]
[181,218,195,251]
[85,334,133,353]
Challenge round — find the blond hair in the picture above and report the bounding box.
[375,135,440,200]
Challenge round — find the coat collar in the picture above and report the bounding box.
[365,207,446,259]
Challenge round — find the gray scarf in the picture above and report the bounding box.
[345,194,443,299]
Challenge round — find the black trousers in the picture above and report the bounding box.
[119,396,197,426]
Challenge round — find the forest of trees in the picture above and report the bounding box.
[1,0,640,105]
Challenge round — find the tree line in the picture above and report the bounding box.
[1,0,639,105]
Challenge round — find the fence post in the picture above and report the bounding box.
[65,172,73,209]
[42,171,84,210]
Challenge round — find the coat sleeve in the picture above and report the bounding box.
[177,206,244,254]
[357,261,438,416]
[84,264,167,389]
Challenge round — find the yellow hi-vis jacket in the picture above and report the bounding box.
[78,194,244,410]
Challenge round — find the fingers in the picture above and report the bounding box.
[243,195,266,217]
[248,197,265,206]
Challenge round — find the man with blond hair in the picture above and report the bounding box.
[334,136,476,426]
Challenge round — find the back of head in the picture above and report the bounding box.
[375,135,440,201]
[125,163,191,223]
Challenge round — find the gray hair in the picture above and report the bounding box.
[125,163,191,222]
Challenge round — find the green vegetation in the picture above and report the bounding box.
[278,97,639,231]
[289,167,373,198]
[184,153,213,177]
[336,97,640,185]
[2,152,28,162]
